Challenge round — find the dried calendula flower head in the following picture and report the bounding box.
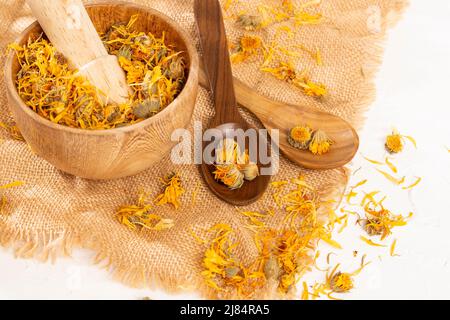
[236,14,262,31]
[385,130,403,153]
[264,255,281,280]
[225,266,241,279]
[104,104,121,122]
[155,172,185,209]
[168,56,185,79]
[240,35,262,51]
[133,99,161,119]
[214,164,245,190]
[241,162,259,181]
[309,129,333,155]
[231,35,262,64]
[361,202,409,240]
[134,34,152,46]
[329,272,354,293]
[288,125,312,150]
[116,190,174,231]
[117,45,132,61]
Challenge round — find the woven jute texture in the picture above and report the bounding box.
[0,0,407,298]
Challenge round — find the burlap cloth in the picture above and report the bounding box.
[0,0,407,299]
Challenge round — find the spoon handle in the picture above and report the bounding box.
[26,0,130,105]
[194,0,240,126]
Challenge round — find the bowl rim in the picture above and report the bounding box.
[4,1,199,137]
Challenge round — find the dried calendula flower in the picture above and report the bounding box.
[262,62,327,97]
[288,125,312,150]
[231,35,262,64]
[168,56,186,79]
[309,129,333,155]
[361,203,409,240]
[241,162,259,181]
[116,191,174,231]
[312,262,369,299]
[133,99,161,119]
[329,271,354,293]
[213,164,245,190]
[264,255,281,280]
[155,172,185,210]
[0,122,25,142]
[385,129,416,154]
[117,45,132,61]
[385,130,403,153]
[236,14,262,31]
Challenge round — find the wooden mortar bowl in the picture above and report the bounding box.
[4,2,199,180]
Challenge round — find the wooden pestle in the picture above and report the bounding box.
[26,0,130,105]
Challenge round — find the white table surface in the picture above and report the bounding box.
[1,0,449,300]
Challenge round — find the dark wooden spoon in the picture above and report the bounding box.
[194,0,271,206]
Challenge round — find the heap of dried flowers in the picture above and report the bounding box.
[9,15,186,130]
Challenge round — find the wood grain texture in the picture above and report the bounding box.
[5,2,199,180]
[26,0,130,105]
[195,0,270,206]
[198,66,359,170]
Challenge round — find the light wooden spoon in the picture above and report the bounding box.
[195,0,271,206]
[198,67,359,169]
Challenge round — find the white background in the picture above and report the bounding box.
[1,0,449,300]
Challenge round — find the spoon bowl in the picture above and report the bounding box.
[200,123,271,206]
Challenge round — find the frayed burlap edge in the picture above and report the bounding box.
[1,167,349,299]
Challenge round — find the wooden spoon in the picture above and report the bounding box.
[26,0,130,105]
[195,0,271,206]
[198,71,359,170]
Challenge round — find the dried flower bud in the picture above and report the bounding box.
[385,131,403,153]
[213,164,245,190]
[225,266,241,279]
[134,34,152,46]
[288,125,312,150]
[264,255,281,280]
[236,14,262,31]
[117,46,132,61]
[168,57,185,79]
[309,129,333,155]
[241,162,259,181]
[133,99,161,119]
[330,272,354,293]
[104,105,120,122]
